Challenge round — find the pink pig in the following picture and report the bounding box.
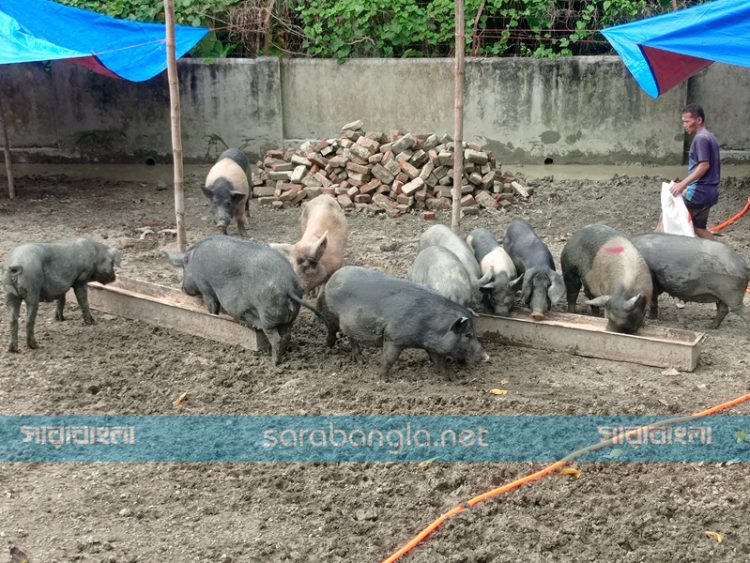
[272,194,348,291]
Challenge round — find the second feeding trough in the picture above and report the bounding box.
[476,309,703,372]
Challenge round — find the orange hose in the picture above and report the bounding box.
[381,390,750,563]
[705,196,750,291]
[709,195,750,233]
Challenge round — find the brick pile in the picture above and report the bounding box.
[252,120,528,218]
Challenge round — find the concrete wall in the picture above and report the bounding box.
[1,56,749,165]
[282,57,686,165]
[0,58,282,163]
[690,64,750,162]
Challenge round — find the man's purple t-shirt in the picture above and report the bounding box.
[685,128,720,207]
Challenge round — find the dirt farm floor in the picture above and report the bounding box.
[1,168,750,563]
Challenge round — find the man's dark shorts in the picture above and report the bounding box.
[684,200,712,230]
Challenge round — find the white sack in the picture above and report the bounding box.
[661,181,695,237]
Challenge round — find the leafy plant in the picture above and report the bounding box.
[56,0,711,60]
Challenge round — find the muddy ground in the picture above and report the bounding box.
[1,168,750,563]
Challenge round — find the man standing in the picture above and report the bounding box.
[668,103,721,240]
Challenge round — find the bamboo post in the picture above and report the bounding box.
[451,0,465,233]
[0,91,15,200]
[164,0,186,251]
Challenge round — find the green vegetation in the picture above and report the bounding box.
[57,0,708,60]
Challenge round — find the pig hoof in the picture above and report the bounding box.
[8,345,19,353]
[55,313,65,321]
[27,340,38,350]
[83,317,96,326]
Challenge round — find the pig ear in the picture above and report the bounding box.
[109,248,122,267]
[201,186,214,199]
[547,272,566,304]
[510,274,524,290]
[450,316,471,334]
[230,191,246,203]
[585,295,611,307]
[269,243,293,258]
[624,293,645,311]
[312,231,329,261]
[165,250,186,268]
[520,268,537,303]
[477,267,495,289]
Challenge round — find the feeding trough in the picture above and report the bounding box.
[81,277,269,352]
[81,278,703,371]
[476,310,703,372]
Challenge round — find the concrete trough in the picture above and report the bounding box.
[81,278,270,352]
[476,309,704,372]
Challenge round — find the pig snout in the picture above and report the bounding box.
[464,338,488,364]
[96,270,116,285]
[531,311,545,320]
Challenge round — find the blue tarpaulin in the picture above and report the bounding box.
[602,0,750,98]
[0,0,208,82]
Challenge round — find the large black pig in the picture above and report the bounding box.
[321,266,489,378]
[503,219,565,320]
[561,224,652,334]
[4,238,120,352]
[632,232,750,329]
[166,236,319,365]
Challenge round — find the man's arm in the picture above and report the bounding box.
[671,160,710,196]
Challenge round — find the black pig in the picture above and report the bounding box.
[166,236,320,365]
[503,219,565,320]
[632,232,750,329]
[321,266,489,378]
[4,238,120,352]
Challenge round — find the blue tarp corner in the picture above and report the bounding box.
[602,0,750,98]
[0,0,208,82]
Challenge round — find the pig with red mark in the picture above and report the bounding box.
[202,148,251,236]
[561,224,653,334]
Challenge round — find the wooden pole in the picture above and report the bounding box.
[0,91,15,200]
[451,0,465,233]
[164,0,187,251]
